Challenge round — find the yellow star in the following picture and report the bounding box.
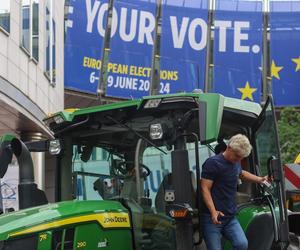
[292,56,300,72]
[238,82,257,101]
[271,60,283,80]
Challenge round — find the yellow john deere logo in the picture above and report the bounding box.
[9,212,130,237]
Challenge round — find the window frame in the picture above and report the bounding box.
[45,0,56,87]
[20,0,39,62]
[0,0,10,35]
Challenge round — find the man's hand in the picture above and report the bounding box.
[257,175,273,185]
[257,175,268,185]
[241,171,272,185]
[211,210,224,224]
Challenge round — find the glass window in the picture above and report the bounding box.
[0,1,10,33]
[45,0,56,86]
[21,0,39,60]
[142,143,212,212]
[32,0,39,60]
[255,103,279,177]
[21,0,30,52]
[73,146,120,201]
[52,19,56,82]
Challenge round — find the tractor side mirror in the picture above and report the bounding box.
[267,156,281,182]
[80,146,93,162]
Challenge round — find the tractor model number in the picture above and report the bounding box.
[39,234,47,242]
[77,241,87,248]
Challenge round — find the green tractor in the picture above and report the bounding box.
[0,93,298,250]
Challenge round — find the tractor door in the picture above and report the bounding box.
[252,96,289,248]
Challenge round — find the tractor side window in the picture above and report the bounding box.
[236,157,252,204]
[143,146,172,211]
[143,144,211,212]
[2,235,38,249]
[255,104,280,179]
[73,146,110,175]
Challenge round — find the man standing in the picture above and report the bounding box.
[201,134,268,250]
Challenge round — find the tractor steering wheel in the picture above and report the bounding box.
[113,161,150,178]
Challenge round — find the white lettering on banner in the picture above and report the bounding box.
[85,0,155,45]
[97,3,108,37]
[138,11,155,44]
[170,16,189,49]
[111,7,119,37]
[234,21,250,53]
[107,75,148,91]
[170,17,207,50]
[214,20,231,52]
[107,75,171,94]
[86,0,100,33]
[120,8,138,42]
[188,18,207,50]
[90,72,99,83]
[159,82,170,94]
[82,0,259,53]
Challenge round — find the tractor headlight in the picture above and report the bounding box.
[53,115,64,124]
[49,139,61,155]
[44,114,65,128]
[149,124,163,140]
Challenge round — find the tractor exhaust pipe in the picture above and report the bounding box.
[11,138,34,184]
[11,138,47,209]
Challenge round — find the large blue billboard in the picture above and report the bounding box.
[65,0,108,94]
[212,0,263,103]
[270,1,300,106]
[64,0,300,106]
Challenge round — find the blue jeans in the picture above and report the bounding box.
[201,214,248,250]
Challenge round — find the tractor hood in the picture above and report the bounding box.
[0,200,129,241]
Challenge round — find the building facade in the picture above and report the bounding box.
[0,0,64,205]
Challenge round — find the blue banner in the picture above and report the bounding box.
[105,0,156,99]
[65,0,108,94]
[213,0,263,103]
[270,1,300,106]
[160,0,208,93]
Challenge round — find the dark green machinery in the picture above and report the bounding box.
[0,92,297,250]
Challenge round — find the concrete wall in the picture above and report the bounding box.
[0,0,65,204]
[0,0,64,115]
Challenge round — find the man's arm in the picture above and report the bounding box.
[240,170,267,184]
[201,178,224,224]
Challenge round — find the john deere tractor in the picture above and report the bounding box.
[0,92,298,250]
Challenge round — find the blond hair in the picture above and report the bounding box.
[228,134,252,158]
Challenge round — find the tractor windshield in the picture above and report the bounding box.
[71,143,212,207]
[72,147,123,201]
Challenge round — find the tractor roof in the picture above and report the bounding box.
[44,93,262,145]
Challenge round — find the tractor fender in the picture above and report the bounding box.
[236,205,274,250]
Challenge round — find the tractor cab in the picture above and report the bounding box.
[0,93,292,250]
[46,93,289,249]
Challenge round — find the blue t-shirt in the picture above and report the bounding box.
[201,154,242,216]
